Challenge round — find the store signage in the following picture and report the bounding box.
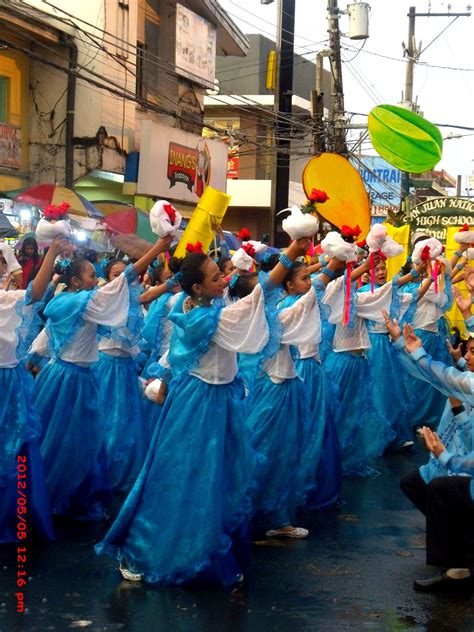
[227,148,239,179]
[0,123,21,170]
[138,121,228,202]
[355,156,401,208]
[175,3,217,89]
[409,197,474,242]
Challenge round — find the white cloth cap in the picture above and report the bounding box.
[321,231,357,262]
[231,247,254,271]
[454,228,474,245]
[412,237,443,264]
[281,206,319,240]
[150,200,182,238]
[35,218,72,243]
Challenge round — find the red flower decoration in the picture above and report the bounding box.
[57,201,71,217]
[43,201,70,221]
[421,245,431,261]
[163,203,177,225]
[341,225,361,242]
[356,239,367,248]
[308,189,329,204]
[185,241,204,254]
[242,243,255,257]
[238,227,251,241]
[459,223,470,232]
[43,204,59,221]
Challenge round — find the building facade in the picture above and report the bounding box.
[0,0,247,216]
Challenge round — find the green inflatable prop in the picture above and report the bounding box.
[368,104,443,173]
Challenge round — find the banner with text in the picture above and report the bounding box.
[138,121,228,203]
[409,197,474,242]
[355,155,401,210]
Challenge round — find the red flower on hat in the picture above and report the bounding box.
[57,201,71,217]
[421,245,431,261]
[308,189,329,204]
[238,227,251,241]
[459,223,470,232]
[242,243,255,257]
[341,225,362,242]
[163,203,177,225]
[43,204,59,221]
[185,241,204,254]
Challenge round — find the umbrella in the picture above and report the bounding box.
[93,201,133,216]
[0,212,18,238]
[102,207,155,243]
[14,184,103,219]
[110,234,154,260]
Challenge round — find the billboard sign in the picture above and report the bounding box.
[138,121,228,202]
[175,4,217,89]
[355,156,401,209]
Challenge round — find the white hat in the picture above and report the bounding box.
[454,225,474,245]
[280,206,319,240]
[35,218,72,243]
[412,237,443,264]
[231,247,254,272]
[150,200,182,238]
[321,231,357,263]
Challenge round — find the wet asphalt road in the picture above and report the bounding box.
[1,437,474,632]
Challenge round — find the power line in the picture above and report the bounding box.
[19,0,314,133]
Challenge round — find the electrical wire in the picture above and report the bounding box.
[13,2,315,134]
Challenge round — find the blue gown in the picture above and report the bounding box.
[358,282,414,447]
[139,292,176,440]
[244,285,328,529]
[96,284,273,586]
[0,287,54,543]
[32,266,141,519]
[94,346,147,493]
[399,279,452,428]
[280,293,342,509]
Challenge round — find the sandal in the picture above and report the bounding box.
[119,563,142,582]
[265,526,309,539]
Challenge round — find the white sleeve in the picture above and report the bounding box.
[1,243,21,274]
[83,271,131,327]
[29,328,50,357]
[321,276,345,324]
[279,288,321,345]
[408,348,474,406]
[355,282,394,322]
[422,282,448,308]
[213,283,269,353]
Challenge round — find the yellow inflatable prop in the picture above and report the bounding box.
[302,153,371,237]
[174,186,231,259]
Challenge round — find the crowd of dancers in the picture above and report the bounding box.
[1,215,474,588]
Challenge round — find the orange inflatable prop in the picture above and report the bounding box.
[302,153,371,237]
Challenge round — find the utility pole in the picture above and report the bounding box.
[311,49,330,154]
[327,0,347,155]
[270,0,296,247]
[403,6,416,110]
[401,6,471,203]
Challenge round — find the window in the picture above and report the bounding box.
[136,42,145,100]
[0,76,10,123]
